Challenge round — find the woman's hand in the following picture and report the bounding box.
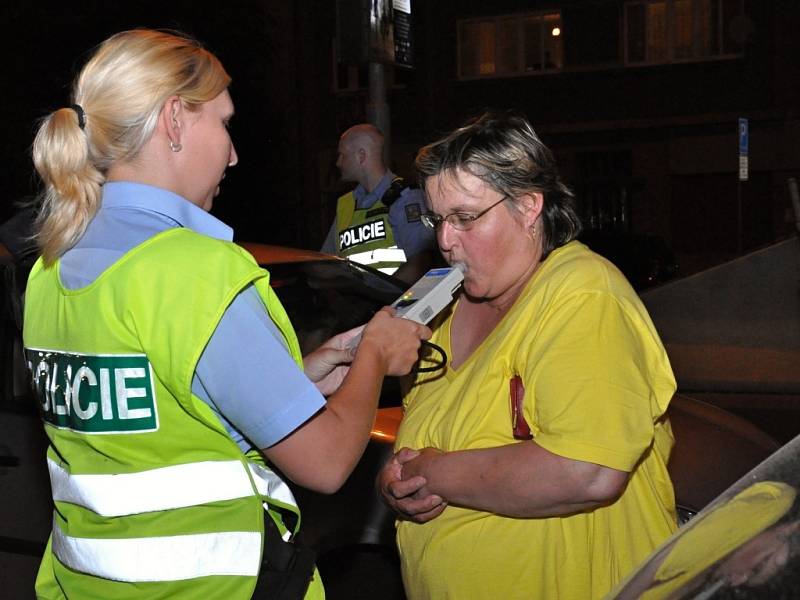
[303,326,364,396]
[377,447,447,523]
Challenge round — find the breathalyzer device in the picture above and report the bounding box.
[390,264,465,325]
[347,264,465,352]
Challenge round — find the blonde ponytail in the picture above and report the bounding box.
[32,107,104,265]
[31,29,230,266]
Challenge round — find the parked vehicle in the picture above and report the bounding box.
[610,431,800,599]
[0,242,782,599]
[641,238,800,445]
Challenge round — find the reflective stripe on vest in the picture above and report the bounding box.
[48,458,297,517]
[52,519,261,582]
[347,247,407,275]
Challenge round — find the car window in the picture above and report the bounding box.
[266,259,405,353]
[265,258,408,408]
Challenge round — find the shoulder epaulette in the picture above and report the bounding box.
[381,177,408,207]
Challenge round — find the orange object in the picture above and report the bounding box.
[371,406,403,444]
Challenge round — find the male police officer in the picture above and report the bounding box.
[321,124,435,283]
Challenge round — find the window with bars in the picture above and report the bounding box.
[625,0,744,65]
[457,12,563,79]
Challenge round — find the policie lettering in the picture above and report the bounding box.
[339,219,387,251]
[24,348,159,434]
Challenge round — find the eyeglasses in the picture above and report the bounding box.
[420,196,509,231]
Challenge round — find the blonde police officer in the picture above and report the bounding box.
[25,29,429,599]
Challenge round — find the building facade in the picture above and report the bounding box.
[296,0,799,275]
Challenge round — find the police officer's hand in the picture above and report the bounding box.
[304,325,364,396]
[357,308,431,376]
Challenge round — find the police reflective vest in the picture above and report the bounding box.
[335,191,406,275]
[23,228,323,599]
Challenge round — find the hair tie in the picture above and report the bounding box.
[70,104,86,130]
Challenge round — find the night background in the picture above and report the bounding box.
[1,1,304,246]
[2,1,799,276]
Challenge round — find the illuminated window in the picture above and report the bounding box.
[458,12,562,79]
[625,0,744,65]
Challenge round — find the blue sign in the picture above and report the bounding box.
[738,118,749,156]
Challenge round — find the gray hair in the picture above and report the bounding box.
[415,110,581,258]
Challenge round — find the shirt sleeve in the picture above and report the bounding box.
[528,290,673,472]
[388,188,436,258]
[193,284,326,450]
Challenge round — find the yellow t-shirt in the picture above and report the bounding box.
[395,241,678,600]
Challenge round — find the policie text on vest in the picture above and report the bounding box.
[25,348,158,434]
[339,219,387,251]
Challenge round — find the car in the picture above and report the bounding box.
[0,242,53,595]
[609,431,800,599]
[640,237,800,446]
[0,241,784,599]
[0,241,412,598]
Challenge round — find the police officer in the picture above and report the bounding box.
[24,29,430,599]
[321,124,436,283]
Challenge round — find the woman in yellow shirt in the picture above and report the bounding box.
[378,111,678,599]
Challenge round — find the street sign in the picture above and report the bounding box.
[739,156,749,182]
[738,117,749,181]
[393,0,413,68]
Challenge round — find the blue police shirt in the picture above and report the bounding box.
[60,181,326,452]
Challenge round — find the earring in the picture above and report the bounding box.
[170,141,182,153]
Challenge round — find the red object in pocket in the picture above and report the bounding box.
[510,375,533,440]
